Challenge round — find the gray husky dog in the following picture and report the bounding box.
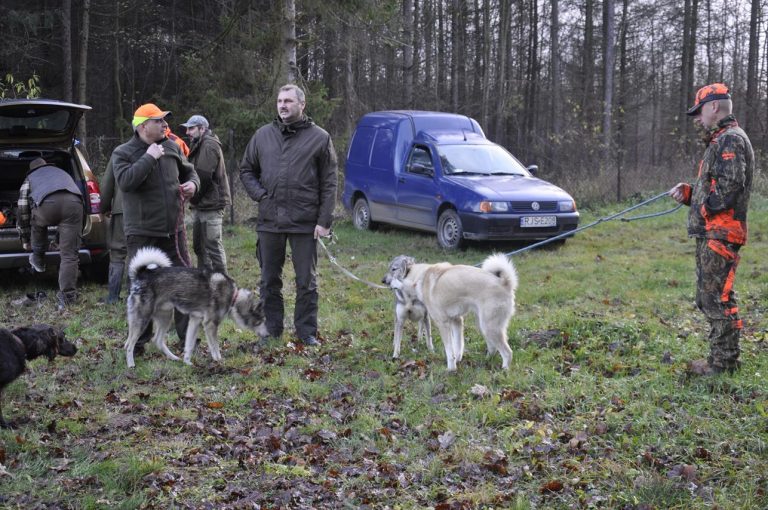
[124,247,268,368]
[382,255,433,358]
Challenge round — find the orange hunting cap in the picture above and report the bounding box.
[686,83,731,116]
[132,103,171,128]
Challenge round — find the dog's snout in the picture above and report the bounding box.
[58,337,78,357]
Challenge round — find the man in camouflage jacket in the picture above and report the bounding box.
[670,83,754,374]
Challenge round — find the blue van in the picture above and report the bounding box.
[342,110,579,249]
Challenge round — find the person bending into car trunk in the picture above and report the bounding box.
[17,157,84,310]
[111,103,200,355]
[239,84,337,347]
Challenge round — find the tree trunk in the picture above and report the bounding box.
[403,0,414,107]
[451,0,459,110]
[424,0,435,104]
[62,0,72,102]
[480,0,491,130]
[616,0,629,201]
[77,0,90,146]
[113,0,125,141]
[581,0,595,122]
[494,0,510,140]
[680,0,698,141]
[745,0,759,132]
[602,0,615,151]
[284,0,297,84]
[550,0,561,137]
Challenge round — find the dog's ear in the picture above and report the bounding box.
[14,326,53,361]
[403,256,415,270]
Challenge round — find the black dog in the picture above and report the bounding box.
[0,325,77,428]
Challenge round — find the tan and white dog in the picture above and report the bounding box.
[386,254,518,371]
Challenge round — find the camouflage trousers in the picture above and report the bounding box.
[695,238,742,371]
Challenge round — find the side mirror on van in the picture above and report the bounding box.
[527,164,538,176]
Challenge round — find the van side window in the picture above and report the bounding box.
[406,146,433,176]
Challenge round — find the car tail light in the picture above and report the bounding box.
[86,180,101,214]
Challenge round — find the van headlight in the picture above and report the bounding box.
[558,200,576,212]
[478,201,510,213]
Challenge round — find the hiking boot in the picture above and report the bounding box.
[56,291,78,311]
[301,335,320,347]
[687,359,739,376]
[11,291,46,308]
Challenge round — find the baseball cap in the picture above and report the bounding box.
[132,103,171,128]
[180,115,209,129]
[686,83,731,116]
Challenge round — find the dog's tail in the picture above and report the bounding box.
[128,247,173,279]
[481,253,518,292]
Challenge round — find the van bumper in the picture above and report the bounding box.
[460,212,580,241]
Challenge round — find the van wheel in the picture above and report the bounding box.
[352,198,376,230]
[437,209,465,250]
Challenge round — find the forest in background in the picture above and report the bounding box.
[1,0,765,204]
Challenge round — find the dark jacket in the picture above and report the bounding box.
[682,115,753,245]
[188,131,231,211]
[99,160,123,216]
[111,133,199,238]
[239,117,337,233]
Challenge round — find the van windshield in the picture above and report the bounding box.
[437,144,530,176]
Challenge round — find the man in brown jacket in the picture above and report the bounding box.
[181,114,231,274]
[240,84,338,346]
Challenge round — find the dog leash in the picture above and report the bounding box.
[317,236,388,290]
[175,188,192,268]
[476,190,681,265]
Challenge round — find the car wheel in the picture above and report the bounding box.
[437,209,465,250]
[352,197,376,230]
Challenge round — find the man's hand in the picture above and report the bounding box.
[147,143,165,159]
[22,242,31,251]
[314,225,331,239]
[669,183,690,204]
[179,181,197,200]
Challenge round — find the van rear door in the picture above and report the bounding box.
[355,126,398,223]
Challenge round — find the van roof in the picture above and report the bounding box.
[357,110,485,138]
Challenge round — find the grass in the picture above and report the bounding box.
[1,194,767,509]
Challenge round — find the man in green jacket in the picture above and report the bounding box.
[181,114,231,275]
[240,84,338,347]
[111,103,200,354]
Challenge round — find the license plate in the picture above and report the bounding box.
[520,216,556,228]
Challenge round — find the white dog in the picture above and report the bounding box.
[382,255,433,358]
[389,254,518,371]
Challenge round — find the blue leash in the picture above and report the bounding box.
[480,190,682,264]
